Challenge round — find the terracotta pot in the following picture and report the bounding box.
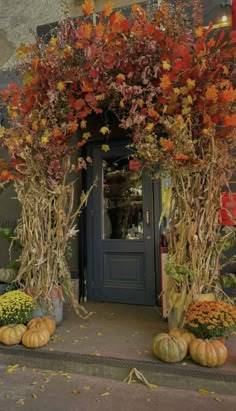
[214,337,226,345]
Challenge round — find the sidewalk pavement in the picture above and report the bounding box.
[0,302,236,395]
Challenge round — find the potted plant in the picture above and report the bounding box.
[184,300,236,341]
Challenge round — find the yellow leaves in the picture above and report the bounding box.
[0,126,5,138]
[82,0,94,16]
[100,126,110,135]
[195,26,204,38]
[16,43,30,60]
[137,99,144,108]
[160,75,171,90]
[82,132,91,140]
[162,60,171,71]
[23,72,34,87]
[198,389,210,395]
[101,144,110,152]
[32,393,37,399]
[181,106,191,116]
[16,399,25,405]
[49,37,57,48]
[103,1,114,17]
[57,82,66,92]
[25,134,33,143]
[116,73,126,83]
[80,120,87,129]
[72,389,80,394]
[174,88,181,95]
[187,79,196,90]
[205,85,218,102]
[119,99,125,109]
[145,123,155,132]
[6,364,19,374]
[101,391,110,397]
[41,136,49,144]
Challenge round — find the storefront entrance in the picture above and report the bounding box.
[85,141,161,305]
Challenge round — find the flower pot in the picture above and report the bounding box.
[0,283,8,296]
[32,287,63,326]
[214,337,225,345]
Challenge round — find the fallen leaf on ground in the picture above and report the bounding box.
[72,389,80,394]
[83,385,91,390]
[32,393,37,399]
[214,397,223,403]
[124,368,158,390]
[16,399,24,405]
[6,364,19,374]
[198,389,210,395]
[101,392,110,396]
[80,325,87,329]
[31,382,38,385]
[97,332,103,336]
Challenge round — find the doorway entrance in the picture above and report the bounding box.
[86,141,161,305]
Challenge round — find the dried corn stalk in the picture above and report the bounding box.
[13,155,94,317]
[162,120,236,326]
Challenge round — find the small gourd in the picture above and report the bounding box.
[189,338,228,367]
[0,324,27,345]
[22,326,50,348]
[27,316,56,336]
[152,332,188,363]
[169,328,196,347]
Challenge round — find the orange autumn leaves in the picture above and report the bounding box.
[0,0,236,182]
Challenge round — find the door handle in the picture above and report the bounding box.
[145,209,150,225]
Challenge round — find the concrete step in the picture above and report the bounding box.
[0,344,236,396]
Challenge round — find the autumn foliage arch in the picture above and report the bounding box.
[0,0,236,319]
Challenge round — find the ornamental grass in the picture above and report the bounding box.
[184,300,236,339]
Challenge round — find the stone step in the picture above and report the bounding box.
[0,344,236,396]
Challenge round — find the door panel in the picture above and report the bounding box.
[87,143,156,305]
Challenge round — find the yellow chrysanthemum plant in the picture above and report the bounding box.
[184,301,236,340]
[0,290,35,326]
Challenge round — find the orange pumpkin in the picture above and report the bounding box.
[27,316,56,336]
[169,328,196,347]
[189,338,228,367]
[0,324,27,345]
[152,332,188,363]
[22,326,50,348]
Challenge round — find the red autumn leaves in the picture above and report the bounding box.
[0,0,236,182]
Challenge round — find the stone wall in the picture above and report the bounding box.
[0,0,139,69]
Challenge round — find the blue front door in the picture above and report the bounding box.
[86,142,159,305]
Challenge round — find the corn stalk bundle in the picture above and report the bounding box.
[13,155,93,317]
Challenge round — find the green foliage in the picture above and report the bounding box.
[165,256,195,287]
[0,290,35,326]
[220,274,236,288]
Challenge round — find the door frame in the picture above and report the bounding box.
[83,139,162,305]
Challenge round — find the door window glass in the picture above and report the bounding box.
[103,158,143,240]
